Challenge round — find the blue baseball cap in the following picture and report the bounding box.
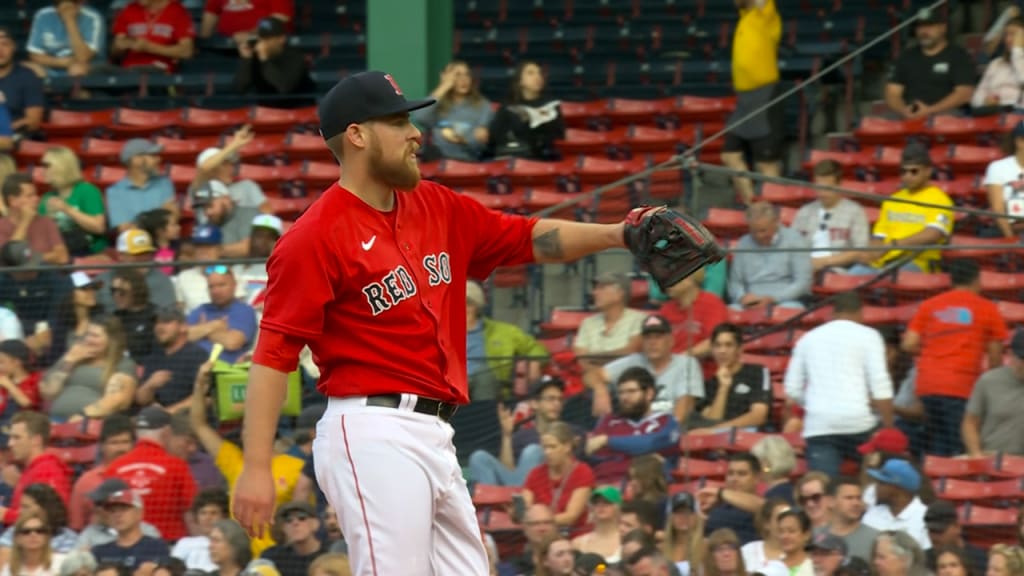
[191,225,222,245]
[867,459,921,492]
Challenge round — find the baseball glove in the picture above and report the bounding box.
[623,206,726,291]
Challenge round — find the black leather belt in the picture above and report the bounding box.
[366,394,458,422]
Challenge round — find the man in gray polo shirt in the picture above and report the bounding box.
[791,160,870,272]
[728,201,812,310]
[583,314,703,421]
[191,181,261,259]
[962,328,1024,457]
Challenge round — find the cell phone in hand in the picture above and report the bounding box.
[511,494,526,523]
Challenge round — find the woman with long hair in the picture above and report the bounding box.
[741,498,790,572]
[534,534,575,576]
[208,520,251,576]
[627,455,668,515]
[662,491,704,576]
[987,545,1024,576]
[414,60,494,160]
[38,272,103,364]
[872,530,930,576]
[37,146,107,256]
[39,315,137,421]
[487,60,565,159]
[0,484,78,554]
[135,208,181,275]
[0,512,64,576]
[704,529,747,576]
[935,546,976,576]
[571,487,622,564]
[777,509,813,576]
[109,270,157,359]
[974,17,1024,110]
[522,422,594,534]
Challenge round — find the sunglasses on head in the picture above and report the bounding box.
[205,265,229,275]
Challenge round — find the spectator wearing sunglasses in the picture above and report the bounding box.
[95,229,176,312]
[794,472,833,530]
[1,512,64,576]
[109,269,158,360]
[791,160,870,273]
[259,501,325,575]
[175,224,225,315]
[849,142,953,276]
[185,268,257,365]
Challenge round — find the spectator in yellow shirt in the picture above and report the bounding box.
[850,142,954,275]
[721,0,783,205]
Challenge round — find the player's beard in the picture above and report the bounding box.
[368,138,421,190]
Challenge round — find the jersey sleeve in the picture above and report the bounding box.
[452,191,538,280]
[252,328,306,373]
[259,222,341,341]
[923,191,954,235]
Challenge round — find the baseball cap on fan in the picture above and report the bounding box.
[116,229,155,255]
[857,427,909,455]
[317,71,436,140]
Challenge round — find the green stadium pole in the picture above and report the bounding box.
[366,0,453,103]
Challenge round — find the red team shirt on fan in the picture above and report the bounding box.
[658,291,728,378]
[112,1,196,72]
[254,180,538,404]
[104,439,198,541]
[523,460,595,533]
[203,0,294,37]
[908,289,1008,399]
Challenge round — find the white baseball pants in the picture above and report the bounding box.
[313,395,489,576]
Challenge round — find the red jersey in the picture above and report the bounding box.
[0,372,41,414]
[523,460,594,533]
[4,453,72,525]
[112,0,196,72]
[909,289,1008,399]
[255,181,538,404]
[658,291,728,378]
[204,0,294,36]
[104,439,197,540]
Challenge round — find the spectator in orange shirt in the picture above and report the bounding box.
[104,406,197,541]
[110,0,195,73]
[657,268,728,379]
[902,259,1008,456]
[67,415,135,531]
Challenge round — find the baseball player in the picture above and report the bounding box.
[231,70,720,576]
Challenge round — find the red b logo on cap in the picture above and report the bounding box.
[384,74,403,96]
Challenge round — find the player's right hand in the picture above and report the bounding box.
[232,465,276,539]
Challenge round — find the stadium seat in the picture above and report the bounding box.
[300,161,340,190]
[980,271,1024,300]
[873,145,947,178]
[236,163,300,189]
[678,430,733,454]
[669,479,723,497]
[538,335,573,355]
[556,128,614,156]
[250,105,318,132]
[459,189,525,212]
[702,208,747,238]
[267,197,315,219]
[49,421,86,445]
[743,330,805,354]
[79,138,126,165]
[853,117,927,147]
[574,156,638,186]
[859,303,919,326]
[673,458,729,480]
[741,353,790,375]
[182,107,251,136]
[960,504,1019,527]
[945,146,1001,175]
[472,484,521,507]
[46,444,98,466]
[727,307,770,327]
[991,453,1024,478]
[604,97,673,125]
[927,115,1002,145]
[235,135,286,160]
[504,158,564,187]
[932,478,1024,502]
[560,100,609,128]
[671,95,736,123]
[94,166,127,189]
[167,164,198,192]
[539,308,594,338]
[111,108,182,137]
[923,455,995,478]
[889,272,951,298]
[43,109,115,137]
[610,125,680,155]
[522,187,584,219]
[433,160,505,187]
[285,132,335,162]
[733,430,805,451]
[801,149,872,172]
[156,136,221,164]
[759,182,816,207]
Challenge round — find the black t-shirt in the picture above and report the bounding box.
[115,304,157,360]
[0,271,71,334]
[699,363,772,424]
[261,543,324,576]
[140,341,208,407]
[704,501,759,544]
[91,535,170,568]
[890,43,976,106]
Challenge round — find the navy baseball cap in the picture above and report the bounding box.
[191,225,223,245]
[318,71,435,140]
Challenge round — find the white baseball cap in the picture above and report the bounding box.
[70,271,102,289]
[251,214,283,235]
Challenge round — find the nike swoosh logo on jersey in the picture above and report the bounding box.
[361,236,377,251]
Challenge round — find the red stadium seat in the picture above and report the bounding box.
[923,455,996,479]
[702,208,747,238]
[612,125,680,155]
[960,504,1019,527]
[741,353,790,375]
[759,182,816,207]
[300,161,339,190]
[235,135,286,160]
[560,100,608,128]
[433,160,504,187]
[538,336,572,355]
[155,136,220,164]
[733,430,805,451]
[669,480,724,496]
[946,146,1001,175]
[996,300,1024,325]
[933,478,1024,502]
[890,272,952,298]
[72,254,114,276]
[43,109,115,137]
[79,138,125,165]
[672,95,736,123]
[673,459,729,480]
[285,132,335,162]
[250,105,318,132]
[111,108,182,137]
[504,158,563,187]
[555,129,614,156]
[50,421,85,444]
[167,164,198,192]
[744,330,805,354]
[522,188,583,219]
[267,196,315,218]
[573,156,635,185]
[798,305,834,327]
[853,117,926,146]
[181,107,250,136]
[928,115,1002,144]
[604,98,673,125]
[678,430,733,454]
[860,304,919,326]
[46,444,98,466]
[944,235,1022,261]
[990,453,1024,478]
[94,166,127,188]
[539,308,594,338]
[801,149,872,172]
[459,190,525,212]
[874,145,947,178]
[472,484,521,507]
[980,271,1024,300]
[236,163,299,189]
[727,307,770,327]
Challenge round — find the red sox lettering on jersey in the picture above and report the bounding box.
[362,252,452,316]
